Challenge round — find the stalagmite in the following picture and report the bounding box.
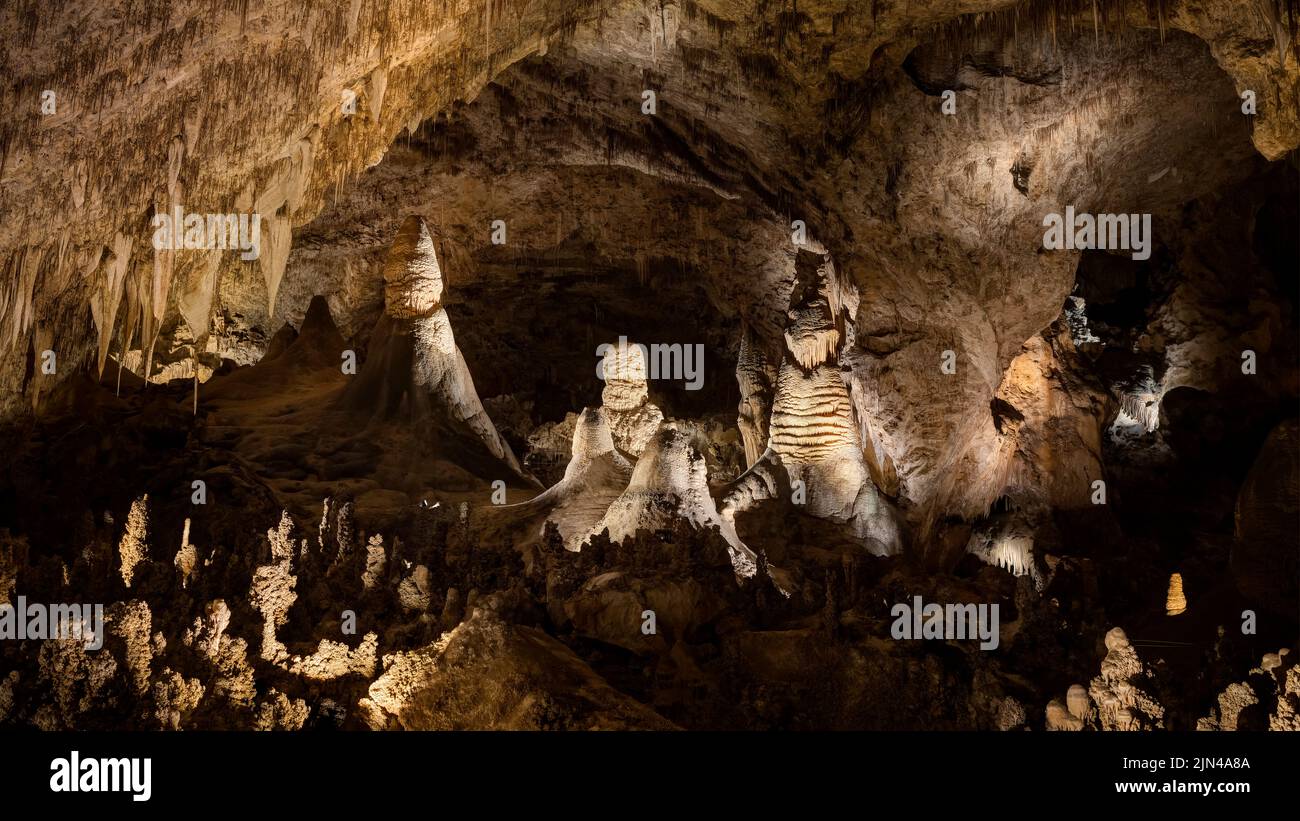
[735,324,776,467]
[1066,684,1091,721]
[724,252,902,556]
[1165,572,1187,615]
[183,600,231,660]
[589,424,757,576]
[1087,627,1164,730]
[497,407,633,550]
[1045,699,1084,730]
[598,340,664,458]
[338,215,530,482]
[174,518,197,590]
[362,535,387,591]
[118,495,150,589]
[249,512,299,663]
[106,600,154,696]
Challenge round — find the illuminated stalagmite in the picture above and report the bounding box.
[339,215,528,481]
[590,425,757,577]
[1165,573,1187,616]
[724,253,902,556]
[598,341,665,458]
[505,407,633,551]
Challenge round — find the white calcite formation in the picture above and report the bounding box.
[1046,628,1166,731]
[590,425,756,577]
[726,253,902,556]
[340,215,527,480]
[599,341,664,458]
[1111,365,1163,439]
[735,324,777,467]
[507,407,634,551]
[966,512,1039,582]
[1090,627,1165,731]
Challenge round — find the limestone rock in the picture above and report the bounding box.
[117,495,149,589]
[590,425,756,577]
[338,216,529,483]
[365,607,676,730]
[1165,573,1187,616]
[598,339,664,458]
[500,407,633,551]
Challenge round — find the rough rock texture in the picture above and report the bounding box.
[364,606,677,730]
[497,407,634,550]
[0,0,1296,736]
[1063,627,1166,731]
[599,341,666,459]
[1233,419,1300,617]
[592,425,756,576]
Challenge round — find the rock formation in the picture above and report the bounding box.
[497,407,633,551]
[1165,573,1187,616]
[725,253,903,557]
[338,215,529,482]
[591,425,757,577]
[1048,627,1166,731]
[598,340,665,459]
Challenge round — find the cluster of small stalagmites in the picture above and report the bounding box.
[249,506,380,681]
[1045,684,1093,731]
[254,689,311,732]
[1197,648,1298,731]
[180,600,258,714]
[5,488,426,729]
[288,633,378,682]
[1090,628,1165,730]
[1046,628,1164,730]
[29,594,195,730]
[33,620,119,730]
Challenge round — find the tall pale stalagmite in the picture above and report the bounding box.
[339,215,528,481]
[725,252,902,556]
